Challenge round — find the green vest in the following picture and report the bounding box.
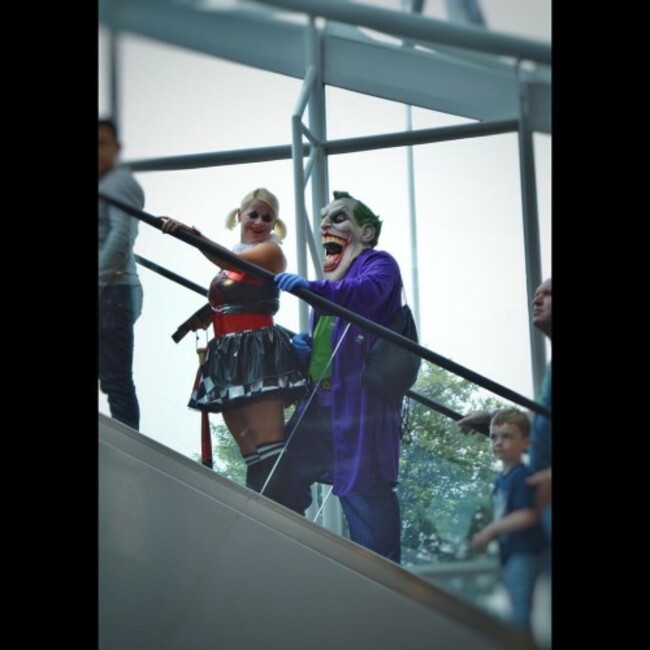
[309,316,335,381]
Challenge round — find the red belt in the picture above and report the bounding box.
[212,312,273,337]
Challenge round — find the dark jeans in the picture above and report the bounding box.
[280,399,401,563]
[340,485,401,564]
[99,284,143,430]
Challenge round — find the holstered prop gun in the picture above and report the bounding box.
[172,303,214,343]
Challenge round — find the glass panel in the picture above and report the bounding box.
[397,363,512,622]
[118,33,304,158]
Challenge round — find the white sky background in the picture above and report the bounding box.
[98,0,551,459]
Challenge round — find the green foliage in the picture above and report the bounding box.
[398,363,506,565]
[190,418,245,483]
[212,418,246,485]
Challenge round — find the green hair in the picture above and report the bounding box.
[332,190,383,247]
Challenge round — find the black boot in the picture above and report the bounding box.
[243,453,262,492]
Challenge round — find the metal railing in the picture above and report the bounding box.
[134,252,491,434]
[101,192,551,419]
[256,0,551,64]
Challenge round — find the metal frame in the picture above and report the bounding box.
[257,0,551,64]
[124,119,519,172]
[99,1,550,132]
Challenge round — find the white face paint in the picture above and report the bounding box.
[239,199,276,245]
[320,197,375,280]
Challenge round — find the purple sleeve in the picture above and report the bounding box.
[308,252,401,318]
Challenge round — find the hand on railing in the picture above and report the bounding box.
[457,410,491,436]
[275,272,308,292]
[161,217,202,237]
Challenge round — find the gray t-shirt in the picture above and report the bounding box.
[98,167,145,288]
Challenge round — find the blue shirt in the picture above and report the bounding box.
[493,463,545,564]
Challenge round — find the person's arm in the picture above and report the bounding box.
[308,252,400,315]
[99,173,144,285]
[471,508,540,550]
[457,410,493,436]
[161,219,286,274]
[227,241,286,274]
[527,467,552,510]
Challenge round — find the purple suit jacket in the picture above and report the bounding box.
[307,248,403,495]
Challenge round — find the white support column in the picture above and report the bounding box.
[108,28,120,126]
[517,72,547,397]
[404,105,421,331]
[307,16,328,270]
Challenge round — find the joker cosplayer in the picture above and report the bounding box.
[275,191,404,562]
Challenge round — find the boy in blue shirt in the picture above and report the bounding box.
[472,409,544,632]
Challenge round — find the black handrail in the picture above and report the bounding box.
[134,254,206,296]
[103,192,550,418]
[133,252,489,433]
[406,389,488,434]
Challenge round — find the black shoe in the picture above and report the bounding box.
[257,454,288,505]
[245,462,263,492]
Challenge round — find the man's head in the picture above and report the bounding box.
[99,118,121,177]
[319,191,383,280]
[532,277,552,338]
[489,409,531,467]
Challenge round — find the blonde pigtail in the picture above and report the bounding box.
[225,208,239,230]
[273,218,287,240]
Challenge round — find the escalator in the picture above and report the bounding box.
[100,414,534,649]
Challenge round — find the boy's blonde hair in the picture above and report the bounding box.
[490,408,530,438]
[225,187,287,240]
